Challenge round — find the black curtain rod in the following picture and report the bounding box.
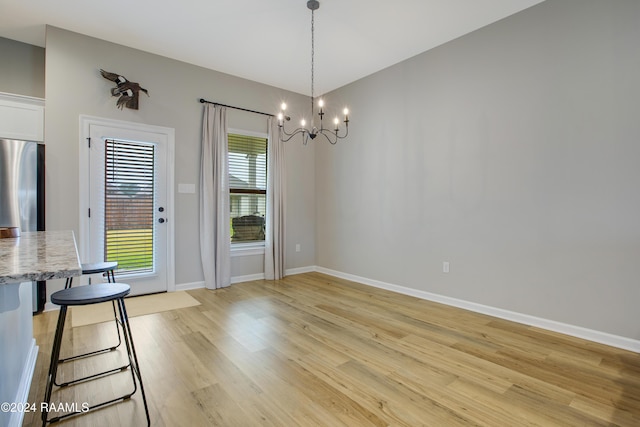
[199,98,274,118]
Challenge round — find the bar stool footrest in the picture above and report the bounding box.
[59,345,118,363]
[55,362,131,387]
[46,390,136,424]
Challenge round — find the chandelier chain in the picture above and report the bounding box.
[311,8,315,117]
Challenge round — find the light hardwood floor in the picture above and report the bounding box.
[24,272,640,426]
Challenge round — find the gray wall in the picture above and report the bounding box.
[317,0,640,339]
[44,27,315,295]
[0,37,45,98]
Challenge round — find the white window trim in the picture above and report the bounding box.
[228,127,268,140]
[231,242,265,257]
[228,127,268,257]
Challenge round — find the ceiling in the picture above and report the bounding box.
[0,0,545,96]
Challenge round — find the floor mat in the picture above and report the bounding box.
[71,290,200,327]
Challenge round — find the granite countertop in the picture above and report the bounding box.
[0,230,82,284]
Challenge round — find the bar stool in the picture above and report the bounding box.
[56,261,123,385]
[68,261,118,287]
[42,282,150,426]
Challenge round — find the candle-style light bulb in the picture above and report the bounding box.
[318,99,324,108]
[277,113,283,121]
[300,119,306,127]
[343,108,349,116]
[334,117,339,131]
[281,102,287,111]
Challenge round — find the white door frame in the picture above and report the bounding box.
[79,115,175,292]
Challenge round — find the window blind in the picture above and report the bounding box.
[228,133,267,242]
[104,139,155,273]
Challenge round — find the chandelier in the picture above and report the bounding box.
[278,0,350,145]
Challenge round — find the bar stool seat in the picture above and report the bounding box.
[65,261,119,288]
[81,261,118,276]
[42,283,150,426]
[54,281,129,305]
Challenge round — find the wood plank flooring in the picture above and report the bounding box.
[24,272,640,426]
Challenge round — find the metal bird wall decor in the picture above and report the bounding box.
[100,69,149,110]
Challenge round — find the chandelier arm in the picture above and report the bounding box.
[279,127,309,143]
[317,130,338,145]
[279,122,301,137]
[281,119,313,136]
[340,125,349,139]
[318,126,348,140]
[280,132,302,143]
[280,126,299,137]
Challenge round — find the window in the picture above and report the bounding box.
[228,132,267,243]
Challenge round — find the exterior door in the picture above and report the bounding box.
[80,117,174,295]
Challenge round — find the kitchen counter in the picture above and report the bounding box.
[0,230,81,427]
[0,230,82,284]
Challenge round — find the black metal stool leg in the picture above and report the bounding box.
[117,297,151,426]
[57,298,123,366]
[42,305,68,426]
[56,265,123,373]
[54,305,128,386]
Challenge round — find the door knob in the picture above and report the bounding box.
[158,218,166,223]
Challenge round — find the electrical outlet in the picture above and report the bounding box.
[443,261,450,273]
[296,244,301,252]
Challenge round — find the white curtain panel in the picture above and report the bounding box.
[199,104,231,289]
[265,116,286,280]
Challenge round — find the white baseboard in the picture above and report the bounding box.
[176,267,315,289]
[231,273,265,284]
[43,302,57,312]
[167,266,317,289]
[175,281,205,291]
[8,339,38,427]
[286,266,316,276]
[176,273,267,289]
[314,266,640,353]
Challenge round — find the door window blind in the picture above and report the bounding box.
[104,139,155,274]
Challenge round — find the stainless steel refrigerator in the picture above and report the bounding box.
[0,138,46,312]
